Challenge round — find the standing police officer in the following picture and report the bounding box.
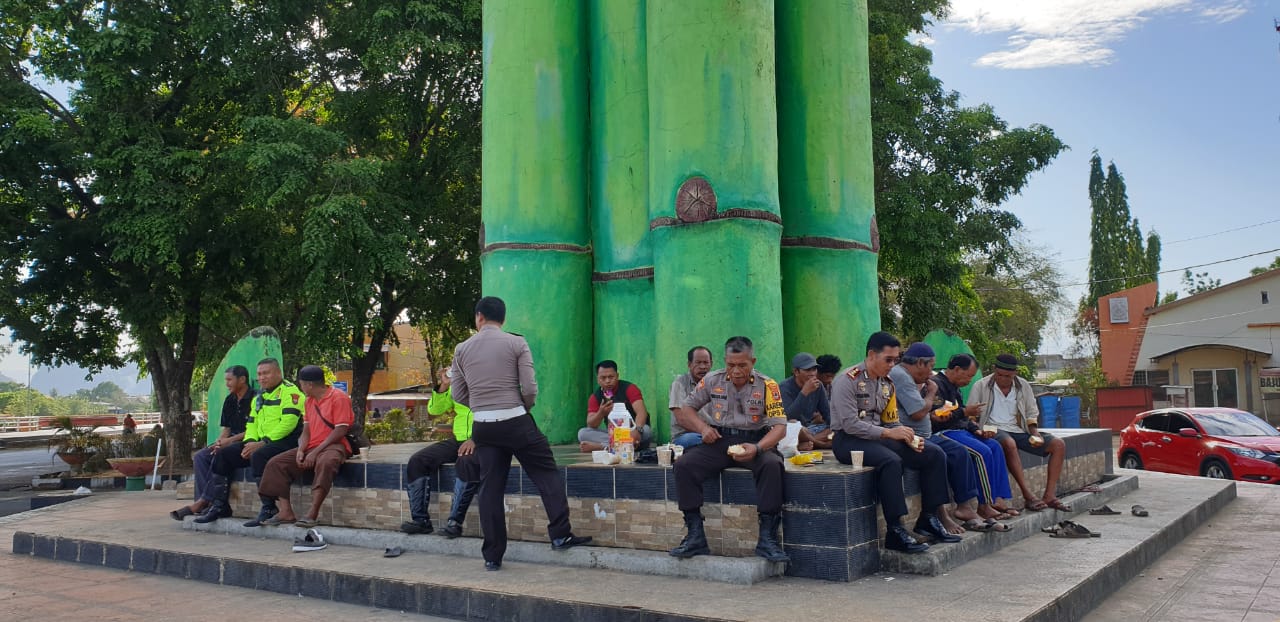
[450,296,591,571]
[195,358,304,525]
[669,336,789,563]
[829,332,956,553]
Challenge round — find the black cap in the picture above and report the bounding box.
[791,352,818,370]
[298,365,326,383]
[994,354,1019,371]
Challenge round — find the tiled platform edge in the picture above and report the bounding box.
[222,428,1111,582]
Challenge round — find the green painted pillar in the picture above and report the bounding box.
[647,0,785,390]
[481,0,590,442]
[776,0,880,363]
[588,0,661,439]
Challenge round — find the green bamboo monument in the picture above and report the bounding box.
[481,0,880,443]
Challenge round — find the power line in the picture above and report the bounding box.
[975,247,1280,293]
[1060,217,1280,263]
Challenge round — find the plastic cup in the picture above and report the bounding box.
[657,446,673,466]
[849,450,864,468]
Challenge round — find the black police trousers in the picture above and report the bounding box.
[832,430,948,523]
[211,432,301,481]
[472,414,572,564]
[674,436,784,514]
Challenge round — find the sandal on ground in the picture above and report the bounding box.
[1045,498,1073,512]
[1024,500,1049,512]
[969,519,1013,533]
[383,547,403,558]
[1088,505,1121,515]
[262,515,296,526]
[295,517,319,528]
[1043,520,1100,538]
[1131,505,1149,517]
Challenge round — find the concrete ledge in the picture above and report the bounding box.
[881,473,1140,575]
[184,518,784,585]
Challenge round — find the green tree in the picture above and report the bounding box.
[868,1,1067,343]
[0,1,317,463]
[1181,269,1221,296]
[1084,153,1161,307]
[970,240,1067,366]
[1250,256,1280,276]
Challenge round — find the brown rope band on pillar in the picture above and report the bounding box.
[481,241,592,255]
[592,267,655,283]
[781,236,876,252]
[650,208,783,231]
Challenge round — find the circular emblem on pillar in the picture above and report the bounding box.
[676,177,717,223]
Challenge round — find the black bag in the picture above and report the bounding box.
[635,448,659,464]
[312,402,372,456]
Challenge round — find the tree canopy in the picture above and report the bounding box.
[1084,152,1161,307]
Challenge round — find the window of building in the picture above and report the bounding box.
[1132,369,1171,401]
[1192,369,1238,408]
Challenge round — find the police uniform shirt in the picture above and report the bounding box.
[450,325,538,412]
[829,365,901,440]
[682,369,785,431]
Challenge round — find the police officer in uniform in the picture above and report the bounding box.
[450,297,591,571]
[195,358,305,525]
[669,336,789,563]
[829,332,956,553]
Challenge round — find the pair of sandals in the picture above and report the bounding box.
[960,518,1012,533]
[1042,519,1101,538]
[1088,504,1149,517]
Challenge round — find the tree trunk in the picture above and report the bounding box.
[137,297,201,466]
[348,293,404,426]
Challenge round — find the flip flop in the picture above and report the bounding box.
[993,507,1021,517]
[383,547,403,558]
[262,516,296,526]
[1045,499,1073,512]
[1024,500,1049,512]
[989,512,1015,521]
[1044,520,1100,538]
[1089,505,1121,516]
[1131,505,1149,517]
[969,519,1012,533]
[295,518,319,528]
[959,518,986,531]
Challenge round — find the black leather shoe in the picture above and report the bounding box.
[440,519,463,539]
[884,525,930,553]
[400,519,433,535]
[243,505,278,528]
[484,561,501,571]
[915,514,962,543]
[551,535,592,551]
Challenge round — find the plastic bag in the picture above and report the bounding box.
[778,420,802,458]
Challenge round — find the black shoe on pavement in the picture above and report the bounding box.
[754,513,790,563]
[484,561,502,571]
[400,519,434,535]
[440,519,463,539]
[551,535,593,551]
[914,514,962,543]
[243,505,278,528]
[885,525,930,553]
[669,511,711,558]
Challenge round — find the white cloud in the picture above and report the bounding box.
[944,0,1249,69]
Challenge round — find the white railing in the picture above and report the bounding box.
[0,415,41,432]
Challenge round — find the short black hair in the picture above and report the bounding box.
[596,360,618,372]
[687,346,712,363]
[475,296,506,323]
[724,336,754,356]
[947,354,976,370]
[865,331,900,354]
[816,354,842,374]
[226,365,249,379]
[257,357,281,369]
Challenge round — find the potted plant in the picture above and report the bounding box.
[47,415,108,474]
[106,432,165,477]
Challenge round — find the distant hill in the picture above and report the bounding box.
[0,372,13,384]
[29,363,152,396]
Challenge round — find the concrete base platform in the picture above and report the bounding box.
[5,471,1238,621]
[185,515,784,585]
[881,473,1140,576]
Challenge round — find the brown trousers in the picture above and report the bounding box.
[258,444,347,500]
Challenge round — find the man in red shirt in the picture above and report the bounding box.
[258,365,352,528]
[577,360,652,452]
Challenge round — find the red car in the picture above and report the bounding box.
[1118,407,1280,483]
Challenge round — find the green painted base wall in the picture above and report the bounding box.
[781,248,879,366]
[652,220,784,387]
[593,278,660,438]
[481,250,593,443]
[205,327,282,445]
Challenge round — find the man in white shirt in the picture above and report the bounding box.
[967,354,1070,513]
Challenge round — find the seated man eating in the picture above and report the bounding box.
[257,365,352,528]
[578,360,652,452]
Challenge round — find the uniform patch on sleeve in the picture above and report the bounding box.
[292,394,300,405]
[764,380,785,420]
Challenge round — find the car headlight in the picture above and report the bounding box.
[1226,447,1269,460]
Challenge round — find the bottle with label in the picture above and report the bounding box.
[616,427,635,465]
[607,402,633,451]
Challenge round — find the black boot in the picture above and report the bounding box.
[442,479,479,538]
[884,523,929,553]
[669,510,711,558]
[400,476,434,534]
[242,495,279,527]
[754,512,789,562]
[193,475,232,524]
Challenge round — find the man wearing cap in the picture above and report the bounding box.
[450,296,591,571]
[669,346,715,448]
[256,365,352,528]
[669,336,789,563]
[578,360,652,452]
[400,366,480,538]
[779,352,833,450]
[968,353,1071,513]
[829,332,955,553]
[195,358,304,525]
[890,343,987,534]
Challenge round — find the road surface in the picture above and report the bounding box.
[0,447,67,489]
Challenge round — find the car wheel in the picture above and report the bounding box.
[1120,452,1143,470]
[1202,459,1233,480]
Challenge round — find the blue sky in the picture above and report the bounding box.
[924,0,1280,352]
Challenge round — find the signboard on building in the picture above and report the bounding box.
[333,381,349,393]
[1108,297,1130,324]
[1262,368,1280,395]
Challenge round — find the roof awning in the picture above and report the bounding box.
[1148,343,1272,360]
